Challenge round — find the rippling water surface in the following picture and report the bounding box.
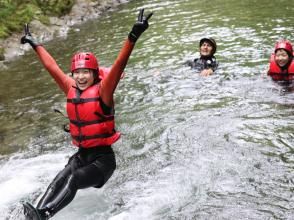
[0,0,294,219]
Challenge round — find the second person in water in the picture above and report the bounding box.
[186,37,219,76]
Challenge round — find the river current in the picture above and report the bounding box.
[0,0,293,219]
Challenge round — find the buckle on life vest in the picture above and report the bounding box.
[71,98,83,104]
[70,120,86,127]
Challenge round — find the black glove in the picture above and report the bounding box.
[128,9,153,43]
[20,24,41,49]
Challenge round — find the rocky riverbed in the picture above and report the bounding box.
[0,0,129,68]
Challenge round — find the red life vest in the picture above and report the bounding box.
[66,68,120,148]
[268,53,294,81]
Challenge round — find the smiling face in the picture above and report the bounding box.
[200,41,214,57]
[72,68,94,90]
[275,49,290,68]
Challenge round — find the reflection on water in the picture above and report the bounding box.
[0,0,294,219]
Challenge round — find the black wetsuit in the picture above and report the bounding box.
[186,56,218,72]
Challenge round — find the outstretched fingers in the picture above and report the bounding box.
[145,12,153,21]
[128,8,153,42]
[138,9,144,22]
[24,23,31,36]
[137,9,153,22]
[24,24,28,34]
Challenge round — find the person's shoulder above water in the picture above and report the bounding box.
[267,39,294,82]
[185,37,219,76]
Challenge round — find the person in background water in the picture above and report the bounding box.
[20,9,152,220]
[267,39,294,81]
[186,37,218,76]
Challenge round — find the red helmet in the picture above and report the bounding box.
[274,40,293,55]
[70,52,99,72]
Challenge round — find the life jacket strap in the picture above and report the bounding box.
[67,97,100,104]
[72,133,115,141]
[70,117,114,127]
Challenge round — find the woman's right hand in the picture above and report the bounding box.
[20,24,41,49]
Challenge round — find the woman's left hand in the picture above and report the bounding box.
[20,24,41,49]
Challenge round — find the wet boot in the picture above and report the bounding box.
[23,202,49,220]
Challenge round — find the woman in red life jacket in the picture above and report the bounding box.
[268,39,294,81]
[20,9,152,220]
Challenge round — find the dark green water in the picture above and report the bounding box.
[0,0,293,219]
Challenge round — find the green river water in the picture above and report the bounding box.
[0,0,293,219]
